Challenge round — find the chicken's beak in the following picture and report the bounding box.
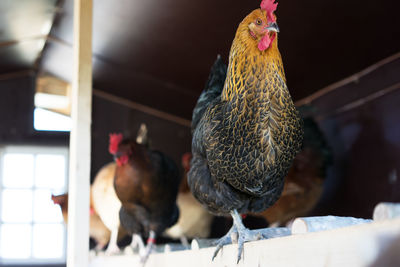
[113,151,121,161]
[265,22,279,33]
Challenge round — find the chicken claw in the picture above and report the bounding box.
[235,227,263,263]
[212,210,263,263]
[212,227,234,260]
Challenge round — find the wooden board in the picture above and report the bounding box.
[90,218,400,267]
[67,0,93,267]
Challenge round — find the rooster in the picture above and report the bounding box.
[188,0,303,262]
[109,133,181,262]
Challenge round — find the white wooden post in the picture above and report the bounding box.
[67,0,93,266]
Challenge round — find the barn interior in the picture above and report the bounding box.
[0,0,400,266]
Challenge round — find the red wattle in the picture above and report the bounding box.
[258,32,275,51]
[116,155,129,166]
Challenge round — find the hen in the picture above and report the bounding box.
[188,0,303,262]
[109,133,181,262]
[193,63,331,229]
[90,162,127,254]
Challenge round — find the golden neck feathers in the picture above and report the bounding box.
[222,13,286,103]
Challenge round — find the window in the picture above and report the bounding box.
[34,108,72,132]
[0,146,68,264]
[34,75,72,132]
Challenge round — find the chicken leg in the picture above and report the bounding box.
[139,230,156,264]
[130,234,145,254]
[212,210,263,263]
[179,235,190,248]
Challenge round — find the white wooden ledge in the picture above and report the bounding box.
[90,218,400,267]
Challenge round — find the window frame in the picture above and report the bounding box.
[0,145,68,265]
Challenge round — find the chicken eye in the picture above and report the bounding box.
[255,19,262,26]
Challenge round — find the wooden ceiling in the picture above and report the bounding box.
[0,0,57,73]
[1,0,400,120]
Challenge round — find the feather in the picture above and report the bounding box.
[191,55,227,133]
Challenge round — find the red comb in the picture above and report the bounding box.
[260,0,278,22]
[109,133,123,154]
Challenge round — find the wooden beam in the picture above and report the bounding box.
[295,52,400,107]
[317,82,400,120]
[0,35,47,48]
[67,0,93,266]
[0,70,34,81]
[93,89,192,128]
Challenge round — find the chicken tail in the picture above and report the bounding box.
[191,55,227,132]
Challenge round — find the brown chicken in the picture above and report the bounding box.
[109,133,181,262]
[188,0,303,262]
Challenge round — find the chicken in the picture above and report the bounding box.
[165,153,214,244]
[192,59,331,229]
[109,133,181,262]
[259,112,332,226]
[51,192,111,251]
[188,0,303,262]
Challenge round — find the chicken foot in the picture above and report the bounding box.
[212,209,263,263]
[179,235,190,248]
[104,227,121,255]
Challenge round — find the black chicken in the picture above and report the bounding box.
[188,0,303,262]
